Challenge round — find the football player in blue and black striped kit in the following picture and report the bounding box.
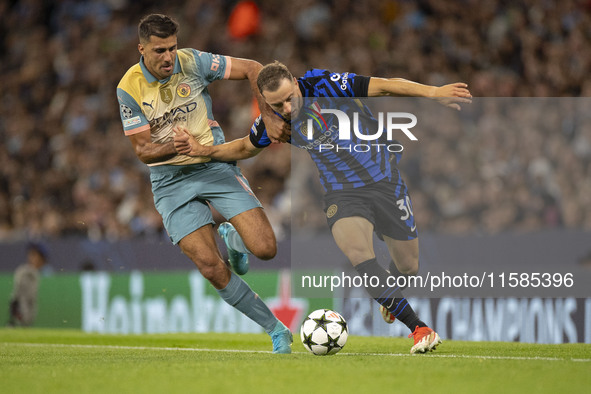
[174,61,471,354]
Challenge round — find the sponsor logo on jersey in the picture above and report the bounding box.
[329,72,350,90]
[210,54,222,72]
[123,116,142,127]
[339,72,349,90]
[149,101,198,129]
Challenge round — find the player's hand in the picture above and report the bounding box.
[262,112,291,143]
[173,126,210,156]
[432,83,472,111]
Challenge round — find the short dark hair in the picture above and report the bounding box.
[257,61,294,95]
[138,14,179,43]
[27,242,48,261]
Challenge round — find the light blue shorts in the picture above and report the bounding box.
[149,161,262,244]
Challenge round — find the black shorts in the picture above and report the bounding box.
[323,179,418,241]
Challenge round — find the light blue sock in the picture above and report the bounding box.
[217,272,278,333]
[225,225,251,254]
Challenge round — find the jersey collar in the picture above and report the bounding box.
[139,55,182,84]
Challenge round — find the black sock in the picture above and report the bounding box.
[388,260,410,291]
[354,258,426,331]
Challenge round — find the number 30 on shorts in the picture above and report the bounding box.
[396,196,414,221]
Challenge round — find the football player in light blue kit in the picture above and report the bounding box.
[116,14,292,353]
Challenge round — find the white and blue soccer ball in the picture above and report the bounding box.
[300,309,348,355]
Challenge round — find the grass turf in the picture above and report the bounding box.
[1,328,589,394]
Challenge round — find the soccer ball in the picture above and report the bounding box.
[300,309,348,355]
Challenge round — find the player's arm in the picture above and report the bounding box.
[367,78,472,110]
[117,86,177,164]
[227,57,290,143]
[173,126,262,161]
[127,129,177,164]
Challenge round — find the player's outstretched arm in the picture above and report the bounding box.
[173,126,262,161]
[367,78,472,110]
[227,57,291,143]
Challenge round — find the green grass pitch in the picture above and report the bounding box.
[1,328,589,394]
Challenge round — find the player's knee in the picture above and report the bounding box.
[196,260,226,283]
[397,257,419,275]
[181,246,225,281]
[399,265,418,276]
[245,229,277,260]
[250,239,277,260]
[198,265,217,282]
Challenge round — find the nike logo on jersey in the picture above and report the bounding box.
[387,298,396,309]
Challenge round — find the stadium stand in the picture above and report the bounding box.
[0,0,590,243]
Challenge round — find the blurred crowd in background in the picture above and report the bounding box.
[1,0,590,243]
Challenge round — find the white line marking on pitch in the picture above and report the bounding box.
[2,342,589,363]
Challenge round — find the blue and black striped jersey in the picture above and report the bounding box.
[250,69,402,192]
